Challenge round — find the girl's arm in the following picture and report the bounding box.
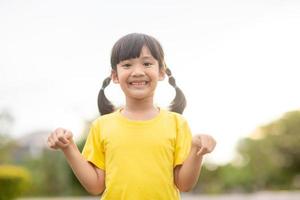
[48,128,105,195]
[174,134,216,192]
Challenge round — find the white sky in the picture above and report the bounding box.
[1,0,300,164]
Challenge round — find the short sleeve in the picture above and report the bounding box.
[82,121,105,170]
[174,118,192,167]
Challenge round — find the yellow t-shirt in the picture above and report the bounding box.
[82,108,192,200]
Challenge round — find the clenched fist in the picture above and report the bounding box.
[47,128,74,150]
[192,134,216,156]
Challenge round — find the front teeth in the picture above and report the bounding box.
[131,81,147,85]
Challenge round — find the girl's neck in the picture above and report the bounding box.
[122,97,159,120]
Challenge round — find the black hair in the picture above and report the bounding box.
[98,33,186,115]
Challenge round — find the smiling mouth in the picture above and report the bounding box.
[129,81,149,86]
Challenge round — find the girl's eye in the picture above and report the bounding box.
[144,63,152,67]
[122,64,131,68]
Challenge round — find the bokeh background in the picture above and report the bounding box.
[1,0,300,199]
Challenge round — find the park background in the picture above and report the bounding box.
[1,0,300,199]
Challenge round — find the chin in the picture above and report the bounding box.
[130,94,151,100]
[128,91,154,100]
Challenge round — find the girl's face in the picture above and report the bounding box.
[111,46,165,101]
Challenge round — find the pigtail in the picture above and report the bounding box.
[97,77,115,115]
[165,68,187,114]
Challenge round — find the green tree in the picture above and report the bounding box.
[0,110,15,163]
[237,110,300,190]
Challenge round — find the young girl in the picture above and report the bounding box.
[47,33,216,200]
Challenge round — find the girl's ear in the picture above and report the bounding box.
[111,70,119,83]
[159,68,166,81]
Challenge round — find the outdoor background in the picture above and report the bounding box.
[1,0,300,199]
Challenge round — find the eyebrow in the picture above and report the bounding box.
[140,56,155,59]
[119,56,155,64]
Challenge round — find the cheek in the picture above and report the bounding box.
[151,70,162,80]
[115,69,124,79]
[117,73,129,84]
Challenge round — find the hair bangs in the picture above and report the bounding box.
[111,33,164,69]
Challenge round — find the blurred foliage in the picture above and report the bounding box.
[0,110,15,163]
[0,139,90,197]
[0,165,31,200]
[20,137,90,196]
[238,111,300,190]
[194,110,300,193]
[0,110,91,197]
[0,140,17,164]
[23,149,72,196]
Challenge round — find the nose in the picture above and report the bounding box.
[131,65,145,77]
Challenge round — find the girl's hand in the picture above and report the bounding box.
[47,128,73,150]
[192,134,216,156]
